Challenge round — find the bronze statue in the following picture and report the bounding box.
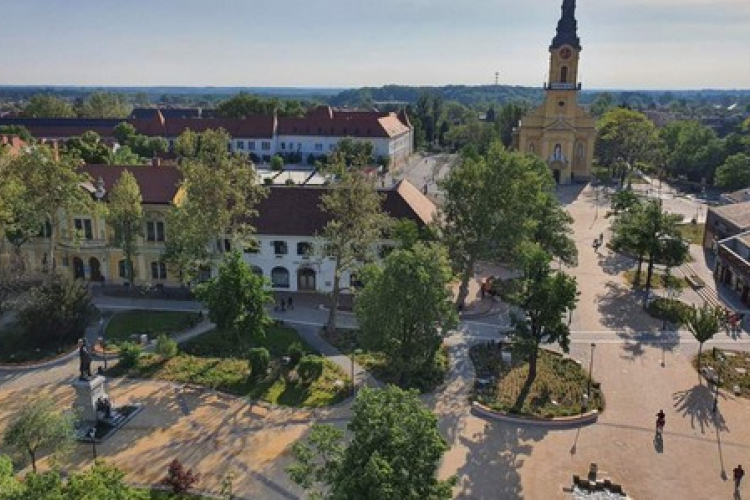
[79,339,92,380]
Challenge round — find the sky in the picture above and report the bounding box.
[1,0,749,90]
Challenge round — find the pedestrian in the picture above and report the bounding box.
[734,465,745,492]
[288,296,294,310]
[599,233,604,244]
[655,409,666,434]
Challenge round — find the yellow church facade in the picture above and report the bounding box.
[514,0,596,184]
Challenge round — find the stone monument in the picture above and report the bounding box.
[71,375,108,423]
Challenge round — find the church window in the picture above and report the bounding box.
[528,143,536,154]
[560,66,568,83]
[577,143,585,159]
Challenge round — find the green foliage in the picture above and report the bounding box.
[495,101,529,147]
[590,92,615,117]
[195,251,273,341]
[118,342,143,369]
[21,94,76,118]
[356,243,457,387]
[287,342,305,367]
[17,273,91,350]
[270,154,284,171]
[660,120,725,182]
[288,386,454,500]
[155,334,179,359]
[63,130,110,164]
[319,166,389,333]
[329,138,374,168]
[0,125,33,142]
[2,396,76,473]
[595,108,662,180]
[297,355,325,384]
[507,244,579,385]
[65,460,149,499]
[107,170,144,285]
[248,347,270,379]
[78,92,131,118]
[715,153,750,190]
[215,92,307,118]
[684,304,723,360]
[105,310,200,343]
[113,122,168,160]
[646,297,691,326]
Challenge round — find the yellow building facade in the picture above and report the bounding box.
[515,0,596,184]
[16,165,183,288]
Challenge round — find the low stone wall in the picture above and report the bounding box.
[471,401,599,427]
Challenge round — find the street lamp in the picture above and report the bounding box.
[351,348,363,397]
[87,427,97,460]
[98,317,107,370]
[586,343,596,404]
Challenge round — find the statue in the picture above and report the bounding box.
[79,339,92,380]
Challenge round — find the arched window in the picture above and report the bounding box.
[577,143,585,160]
[560,66,568,83]
[151,261,167,280]
[271,267,290,288]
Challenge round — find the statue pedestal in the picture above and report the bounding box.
[71,375,107,423]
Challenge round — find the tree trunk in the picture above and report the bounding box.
[634,253,644,287]
[455,255,476,309]
[526,345,539,385]
[697,342,703,379]
[48,220,56,275]
[644,253,656,294]
[326,259,341,335]
[29,450,37,473]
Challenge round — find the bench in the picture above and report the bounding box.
[686,274,705,289]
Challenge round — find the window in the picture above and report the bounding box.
[216,238,231,253]
[237,141,245,150]
[146,221,165,242]
[38,221,52,238]
[262,141,271,151]
[272,240,288,255]
[528,143,536,154]
[297,242,312,256]
[243,242,259,254]
[74,218,93,240]
[560,66,568,83]
[248,141,256,151]
[328,144,335,151]
[281,142,286,150]
[315,143,323,151]
[151,261,167,280]
[577,143,585,159]
[271,267,290,288]
[118,260,134,279]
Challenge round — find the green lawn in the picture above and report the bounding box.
[470,345,604,418]
[105,310,202,343]
[676,223,705,245]
[623,269,687,290]
[112,325,350,407]
[321,328,449,393]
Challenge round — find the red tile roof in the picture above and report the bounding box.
[80,164,182,205]
[277,106,411,138]
[0,135,26,155]
[251,180,434,236]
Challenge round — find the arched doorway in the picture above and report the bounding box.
[271,267,290,288]
[89,257,102,282]
[297,268,316,291]
[72,257,85,279]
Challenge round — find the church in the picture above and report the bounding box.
[514,0,596,184]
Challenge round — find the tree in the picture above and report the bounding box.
[107,171,143,285]
[78,92,131,118]
[21,94,76,118]
[4,146,94,271]
[595,108,662,183]
[356,243,458,387]
[660,120,724,182]
[215,92,306,118]
[2,396,75,473]
[715,153,750,190]
[329,138,374,168]
[164,130,265,282]
[288,386,454,500]
[195,251,272,341]
[63,130,110,164]
[16,273,92,349]
[319,166,389,334]
[0,125,33,142]
[106,145,142,165]
[495,101,529,147]
[161,459,200,496]
[440,143,553,308]
[590,92,615,117]
[684,304,722,372]
[65,461,149,499]
[507,244,579,388]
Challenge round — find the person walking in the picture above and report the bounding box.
[655,409,666,435]
[734,465,745,492]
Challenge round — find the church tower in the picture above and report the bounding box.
[514,0,596,184]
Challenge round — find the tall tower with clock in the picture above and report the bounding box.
[514,0,596,184]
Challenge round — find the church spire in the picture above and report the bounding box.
[550,0,581,50]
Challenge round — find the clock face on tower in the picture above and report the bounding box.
[560,47,572,60]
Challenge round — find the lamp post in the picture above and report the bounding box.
[88,427,97,460]
[98,317,107,370]
[586,343,596,402]
[713,349,724,414]
[351,348,363,397]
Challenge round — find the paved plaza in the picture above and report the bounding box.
[1,179,749,499]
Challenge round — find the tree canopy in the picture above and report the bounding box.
[715,153,750,190]
[21,94,76,118]
[107,170,144,284]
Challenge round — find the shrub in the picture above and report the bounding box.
[285,178,295,186]
[248,347,270,379]
[270,155,284,171]
[287,342,304,367]
[155,334,179,359]
[118,342,142,369]
[647,297,690,326]
[161,458,199,495]
[297,355,324,383]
